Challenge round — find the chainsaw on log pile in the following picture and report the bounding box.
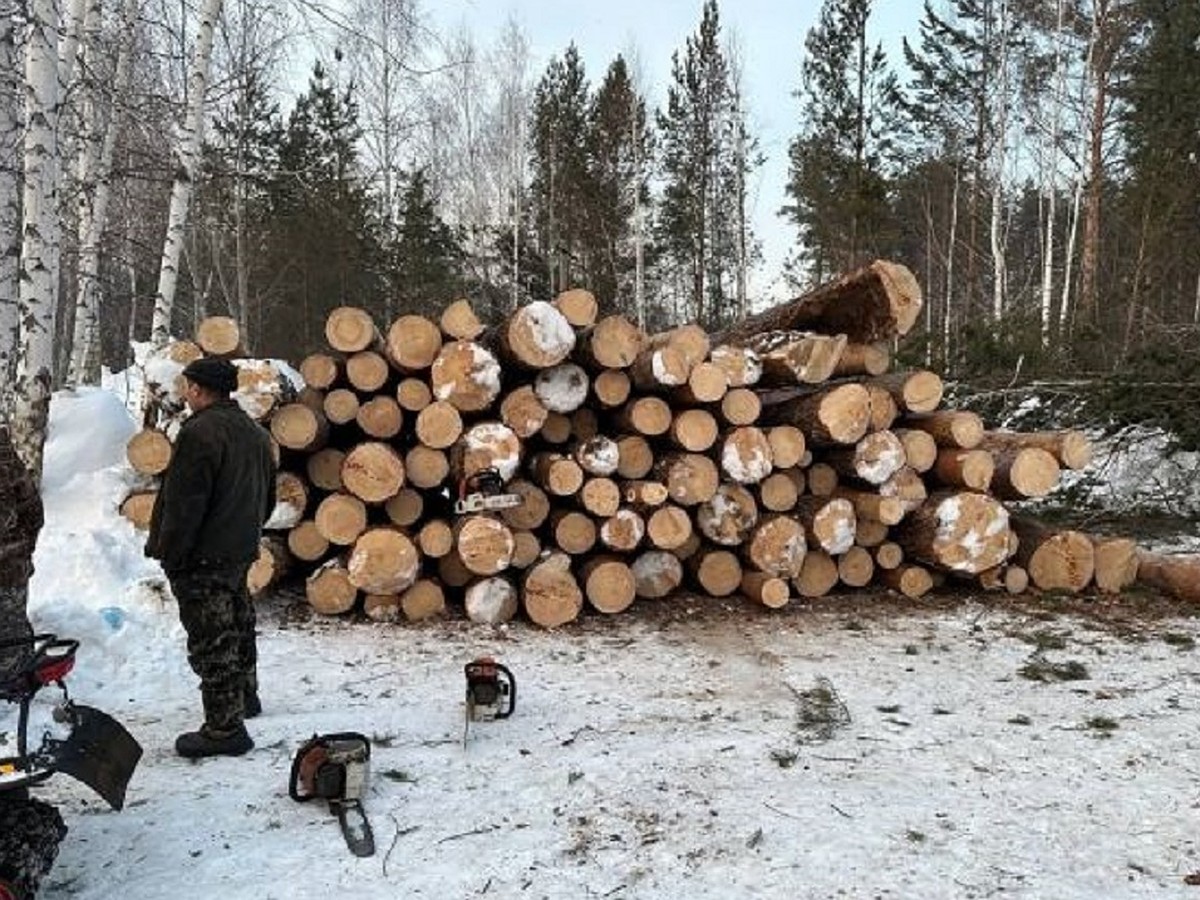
[289,732,375,857]
[454,467,521,515]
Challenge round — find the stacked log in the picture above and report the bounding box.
[123,264,1193,623]
[120,316,301,597]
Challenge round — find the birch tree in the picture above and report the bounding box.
[149,0,224,347]
[10,0,61,477]
[347,0,422,228]
[724,38,761,321]
[67,0,140,384]
[198,0,289,349]
[987,0,1012,322]
[0,0,20,386]
[489,17,531,309]
[1038,0,1067,345]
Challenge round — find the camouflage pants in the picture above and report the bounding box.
[170,565,257,732]
[0,792,67,897]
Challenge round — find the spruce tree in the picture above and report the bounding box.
[657,0,733,328]
[587,55,653,316]
[529,44,592,294]
[784,0,902,283]
[264,62,382,355]
[392,168,464,315]
[1118,0,1200,325]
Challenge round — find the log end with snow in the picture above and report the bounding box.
[431,341,502,413]
[502,301,576,369]
[898,492,1013,575]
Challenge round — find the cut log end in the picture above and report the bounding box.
[582,558,637,614]
[523,553,583,628]
[196,315,240,356]
[325,306,378,353]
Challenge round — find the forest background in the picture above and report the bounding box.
[1,0,1198,479]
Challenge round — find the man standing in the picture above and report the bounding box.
[145,358,275,758]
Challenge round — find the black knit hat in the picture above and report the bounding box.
[182,357,238,395]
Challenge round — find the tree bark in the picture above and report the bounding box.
[978,430,1092,472]
[713,259,922,345]
[11,0,62,479]
[0,427,42,662]
[67,0,139,386]
[1135,550,1200,603]
[150,0,224,346]
[760,383,871,446]
[0,2,19,387]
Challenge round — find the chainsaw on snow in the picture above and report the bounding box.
[463,657,516,747]
[289,732,375,857]
[454,467,521,515]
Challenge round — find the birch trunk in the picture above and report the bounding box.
[1039,0,1066,347]
[49,0,86,363]
[149,0,224,346]
[989,0,1011,322]
[68,0,139,385]
[632,104,646,329]
[1060,14,1095,337]
[0,1,20,388]
[11,0,61,478]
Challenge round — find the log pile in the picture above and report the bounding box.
[121,261,1197,624]
[119,317,300,596]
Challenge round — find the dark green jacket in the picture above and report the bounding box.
[146,400,276,574]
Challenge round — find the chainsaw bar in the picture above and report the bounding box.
[454,493,521,515]
[333,799,375,858]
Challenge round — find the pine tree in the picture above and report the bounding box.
[586,55,653,316]
[263,62,382,356]
[529,44,592,294]
[902,0,1016,320]
[198,62,284,351]
[392,168,464,314]
[657,0,732,328]
[1117,0,1200,330]
[784,0,902,283]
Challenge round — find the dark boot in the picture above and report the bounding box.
[175,723,253,759]
[243,691,262,719]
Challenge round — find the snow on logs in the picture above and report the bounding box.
[125,261,1176,623]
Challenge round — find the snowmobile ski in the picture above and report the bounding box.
[43,703,143,811]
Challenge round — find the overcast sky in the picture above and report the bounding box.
[428,0,918,301]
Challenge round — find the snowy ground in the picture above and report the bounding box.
[31,599,1200,899]
[6,386,1200,899]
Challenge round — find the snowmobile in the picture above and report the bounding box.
[0,633,142,899]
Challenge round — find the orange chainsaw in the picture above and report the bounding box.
[463,657,516,747]
[454,468,521,515]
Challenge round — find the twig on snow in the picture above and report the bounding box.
[382,814,420,877]
[437,823,500,844]
[763,801,800,820]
